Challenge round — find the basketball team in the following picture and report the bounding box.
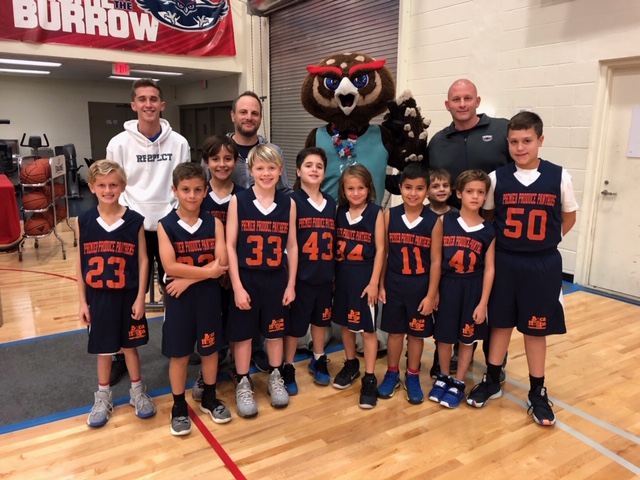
[76,78,578,436]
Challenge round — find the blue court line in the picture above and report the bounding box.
[0,316,165,348]
[562,280,640,306]
[0,338,347,435]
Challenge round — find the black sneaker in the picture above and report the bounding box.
[527,385,556,426]
[429,356,441,379]
[109,354,128,386]
[333,359,360,389]
[282,363,298,396]
[449,353,458,373]
[466,373,502,408]
[251,348,270,373]
[359,374,378,409]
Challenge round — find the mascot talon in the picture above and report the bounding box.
[302,52,429,202]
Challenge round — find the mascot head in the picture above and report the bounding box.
[301,52,396,132]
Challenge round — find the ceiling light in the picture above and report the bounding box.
[0,58,61,67]
[0,68,50,75]
[130,69,183,76]
[109,76,160,82]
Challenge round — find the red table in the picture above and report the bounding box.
[0,174,21,250]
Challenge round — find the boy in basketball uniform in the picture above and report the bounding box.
[78,160,156,428]
[428,170,496,409]
[467,111,578,426]
[192,135,244,401]
[378,163,442,405]
[226,144,298,417]
[158,162,230,436]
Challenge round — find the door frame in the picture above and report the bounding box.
[575,56,640,294]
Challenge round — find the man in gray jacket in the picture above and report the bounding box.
[429,78,510,376]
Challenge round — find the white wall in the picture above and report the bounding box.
[397,0,640,274]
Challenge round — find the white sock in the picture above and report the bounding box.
[313,353,323,361]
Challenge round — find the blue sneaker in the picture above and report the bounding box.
[440,378,465,408]
[282,363,298,396]
[309,355,331,386]
[377,370,401,399]
[404,373,424,404]
[428,374,449,403]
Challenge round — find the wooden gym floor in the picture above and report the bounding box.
[0,222,639,479]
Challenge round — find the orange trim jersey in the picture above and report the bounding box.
[79,206,144,290]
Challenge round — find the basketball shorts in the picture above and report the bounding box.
[86,287,148,355]
[434,273,487,345]
[162,280,223,358]
[488,249,566,336]
[288,280,333,337]
[381,272,433,338]
[333,262,377,333]
[227,268,289,342]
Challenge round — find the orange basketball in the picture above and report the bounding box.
[22,191,50,210]
[55,204,67,222]
[41,183,66,201]
[24,213,53,236]
[20,159,51,185]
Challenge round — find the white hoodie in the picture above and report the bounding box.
[106,119,190,231]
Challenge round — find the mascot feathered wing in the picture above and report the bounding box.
[302,52,429,203]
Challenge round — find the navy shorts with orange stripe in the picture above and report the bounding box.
[227,268,289,342]
[381,272,433,338]
[288,280,333,337]
[333,263,377,333]
[162,280,223,358]
[86,287,149,354]
[488,249,566,336]
[434,273,487,345]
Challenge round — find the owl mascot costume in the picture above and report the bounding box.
[300,52,429,352]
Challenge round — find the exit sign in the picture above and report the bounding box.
[112,63,130,75]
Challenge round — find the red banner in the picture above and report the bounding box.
[0,0,236,57]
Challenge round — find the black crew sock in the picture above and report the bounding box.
[487,362,502,384]
[529,374,544,393]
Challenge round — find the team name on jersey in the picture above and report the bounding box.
[501,192,557,207]
[336,228,371,243]
[173,238,216,254]
[136,153,173,163]
[241,220,289,233]
[83,240,135,255]
[206,210,227,224]
[443,235,484,255]
[298,217,335,229]
[388,232,431,248]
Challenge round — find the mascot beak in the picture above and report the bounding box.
[334,77,360,116]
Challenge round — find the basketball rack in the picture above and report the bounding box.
[18,155,77,261]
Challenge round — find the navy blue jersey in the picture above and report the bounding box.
[441,211,495,278]
[201,183,245,226]
[493,159,563,253]
[159,210,217,272]
[386,204,439,277]
[79,207,144,290]
[292,189,336,284]
[335,202,381,265]
[235,188,291,271]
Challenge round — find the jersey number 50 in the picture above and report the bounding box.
[504,207,547,241]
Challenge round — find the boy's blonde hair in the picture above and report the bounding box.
[88,160,127,185]
[247,144,283,169]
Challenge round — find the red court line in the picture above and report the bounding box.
[188,404,246,480]
[0,267,77,282]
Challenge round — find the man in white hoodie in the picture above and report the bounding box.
[106,78,190,385]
